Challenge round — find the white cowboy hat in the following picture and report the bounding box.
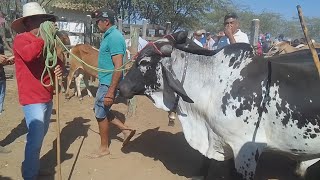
[11,2,57,33]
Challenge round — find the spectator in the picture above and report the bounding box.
[278,34,285,42]
[217,13,249,49]
[0,11,14,154]
[292,39,300,47]
[204,32,215,50]
[193,30,204,47]
[0,12,13,53]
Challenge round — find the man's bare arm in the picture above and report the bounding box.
[105,54,123,97]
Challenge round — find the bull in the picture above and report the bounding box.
[119,31,320,180]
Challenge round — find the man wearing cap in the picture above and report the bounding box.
[193,30,204,47]
[89,9,135,158]
[217,13,249,49]
[11,2,62,179]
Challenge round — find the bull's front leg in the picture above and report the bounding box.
[233,142,266,180]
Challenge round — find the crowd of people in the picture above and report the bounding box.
[191,12,250,51]
[191,12,316,56]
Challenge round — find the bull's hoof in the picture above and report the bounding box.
[79,97,83,101]
[168,120,175,126]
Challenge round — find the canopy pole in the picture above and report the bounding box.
[297,5,320,78]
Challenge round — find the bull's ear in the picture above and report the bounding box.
[163,66,194,103]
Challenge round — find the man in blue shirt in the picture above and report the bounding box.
[89,10,135,158]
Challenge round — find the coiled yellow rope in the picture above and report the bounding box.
[38,21,58,87]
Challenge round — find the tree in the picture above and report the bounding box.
[132,0,213,31]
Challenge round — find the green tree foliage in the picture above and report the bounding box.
[3,0,320,42]
[131,0,212,31]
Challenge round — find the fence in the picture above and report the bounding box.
[91,19,172,48]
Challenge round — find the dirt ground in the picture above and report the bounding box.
[0,65,320,180]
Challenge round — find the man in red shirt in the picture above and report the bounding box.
[11,2,62,180]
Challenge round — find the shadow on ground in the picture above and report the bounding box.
[122,127,320,180]
[0,175,12,180]
[38,117,90,180]
[121,127,205,178]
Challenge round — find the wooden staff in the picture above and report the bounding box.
[297,5,320,77]
[55,75,62,180]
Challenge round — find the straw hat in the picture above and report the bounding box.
[11,2,57,33]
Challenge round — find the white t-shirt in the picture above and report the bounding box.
[193,38,203,47]
[125,36,149,51]
[206,38,216,50]
[217,29,249,49]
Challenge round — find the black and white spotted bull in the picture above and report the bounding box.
[119,31,320,180]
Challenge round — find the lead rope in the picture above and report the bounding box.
[168,53,189,126]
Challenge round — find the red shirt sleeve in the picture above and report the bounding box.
[13,33,44,62]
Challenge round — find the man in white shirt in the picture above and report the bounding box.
[217,13,249,49]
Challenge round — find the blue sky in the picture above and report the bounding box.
[236,0,320,19]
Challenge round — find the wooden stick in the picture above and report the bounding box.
[55,75,62,180]
[297,5,320,77]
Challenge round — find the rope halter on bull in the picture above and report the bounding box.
[164,34,189,126]
[131,34,189,126]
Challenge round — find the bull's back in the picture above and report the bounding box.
[264,56,320,155]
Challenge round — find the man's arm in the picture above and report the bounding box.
[1,36,12,53]
[105,54,123,99]
[0,54,7,65]
[13,35,44,62]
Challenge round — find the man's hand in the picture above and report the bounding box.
[54,65,63,78]
[103,93,115,107]
[0,55,8,65]
[224,24,233,38]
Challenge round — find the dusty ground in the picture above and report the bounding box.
[0,65,320,180]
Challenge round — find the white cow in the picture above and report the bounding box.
[119,31,320,180]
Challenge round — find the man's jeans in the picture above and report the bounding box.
[0,80,6,113]
[22,101,53,180]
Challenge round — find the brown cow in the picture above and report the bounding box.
[65,44,98,99]
[266,41,320,57]
[56,31,71,92]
